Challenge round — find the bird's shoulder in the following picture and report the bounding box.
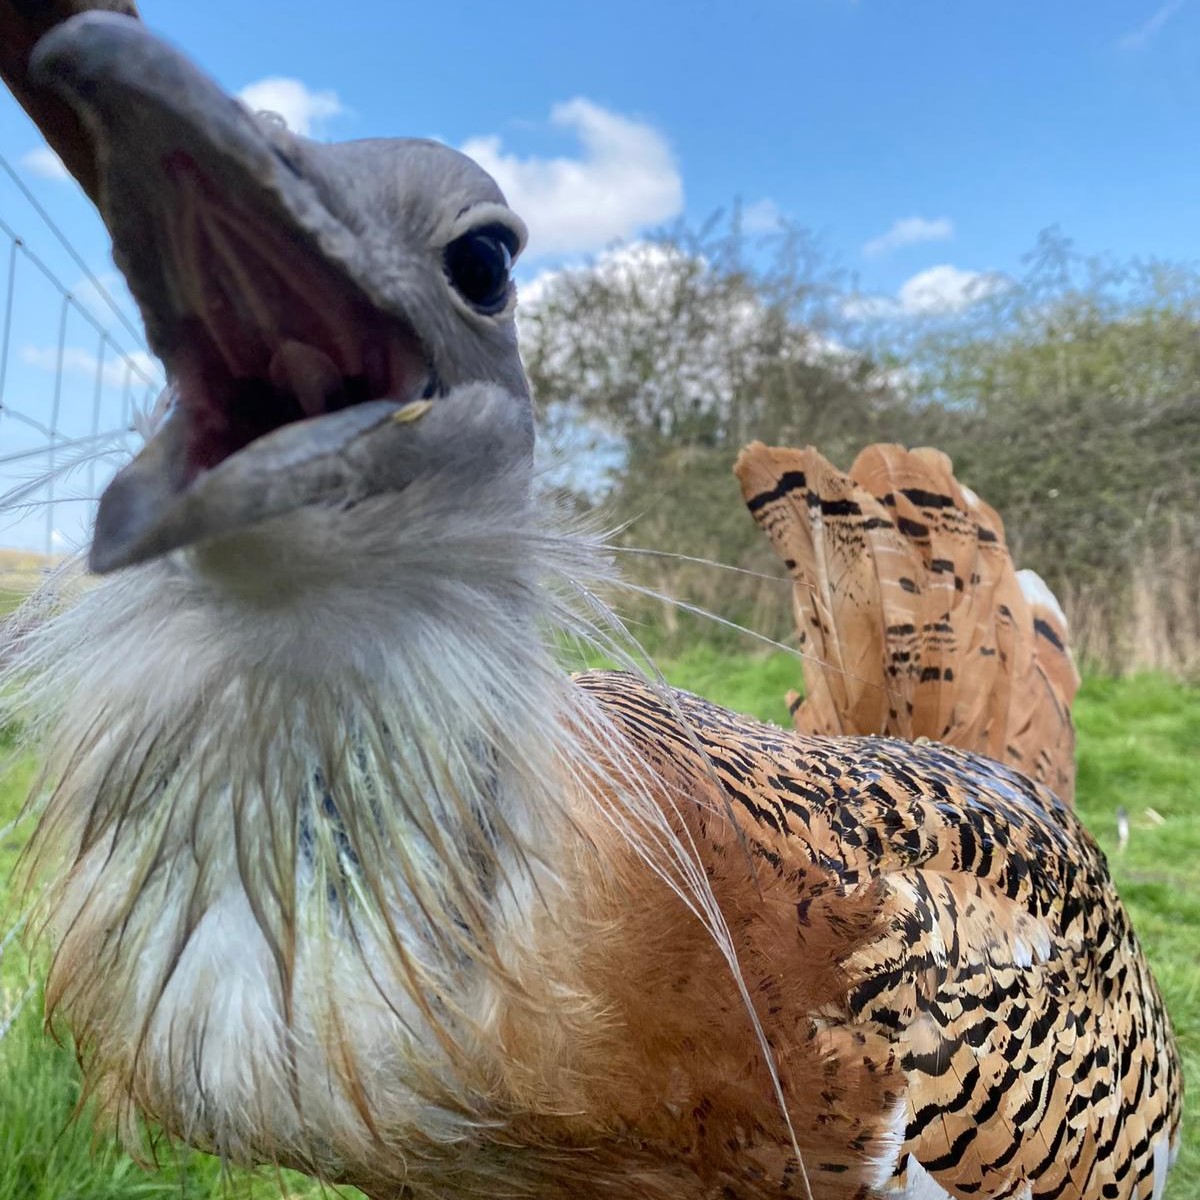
[574,666,1092,902]
[573,670,1180,1198]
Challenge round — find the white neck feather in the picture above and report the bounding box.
[6,474,632,1175]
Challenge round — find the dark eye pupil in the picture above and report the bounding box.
[444,227,514,312]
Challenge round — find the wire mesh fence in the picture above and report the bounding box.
[0,213,161,557]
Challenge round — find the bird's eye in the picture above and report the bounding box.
[443,224,518,314]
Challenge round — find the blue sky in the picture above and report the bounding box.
[1,0,1198,549]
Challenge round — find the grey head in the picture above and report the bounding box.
[25,12,533,572]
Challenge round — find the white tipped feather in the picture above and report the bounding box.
[1017,567,1068,628]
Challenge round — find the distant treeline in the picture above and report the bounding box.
[522,220,1200,677]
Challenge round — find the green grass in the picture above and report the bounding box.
[1,659,1196,1197]
[1071,676,1200,1200]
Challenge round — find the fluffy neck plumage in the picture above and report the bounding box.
[6,472,829,1199]
[7,476,649,1178]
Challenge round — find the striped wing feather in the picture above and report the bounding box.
[734,442,1080,803]
[736,445,922,739]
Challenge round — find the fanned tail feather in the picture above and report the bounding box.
[735,442,1080,803]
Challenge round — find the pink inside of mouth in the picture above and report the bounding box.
[160,154,430,480]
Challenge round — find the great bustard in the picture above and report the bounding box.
[0,6,1181,1199]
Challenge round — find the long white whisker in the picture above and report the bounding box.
[613,575,889,695]
[0,429,129,468]
[614,544,796,586]
[551,568,814,1197]
[0,440,128,511]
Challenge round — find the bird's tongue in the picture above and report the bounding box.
[149,159,433,481]
[268,340,344,418]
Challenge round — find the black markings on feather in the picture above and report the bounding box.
[922,1124,979,1173]
[746,470,807,513]
[807,493,862,517]
[897,516,930,539]
[901,487,956,509]
[1034,617,1066,651]
[571,672,1182,1199]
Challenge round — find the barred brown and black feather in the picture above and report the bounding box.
[735,443,1079,803]
[575,671,1183,1200]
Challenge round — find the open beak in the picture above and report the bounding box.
[27,13,520,573]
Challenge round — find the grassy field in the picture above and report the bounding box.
[0,649,1196,1198]
[0,549,52,618]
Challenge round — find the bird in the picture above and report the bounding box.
[0,6,1182,1200]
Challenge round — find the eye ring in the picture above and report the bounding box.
[443,223,520,315]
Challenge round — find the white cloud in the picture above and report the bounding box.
[237,77,345,137]
[898,264,1000,313]
[21,144,70,181]
[863,215,954,258]
[462,98,683,259]
[1118,1,1184,50]
[742,198,784,234]
[21,344,161,389]
[844,264,1004,320]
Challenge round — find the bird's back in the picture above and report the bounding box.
[577,670,1182,1199]
[564,442,1179,1199]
